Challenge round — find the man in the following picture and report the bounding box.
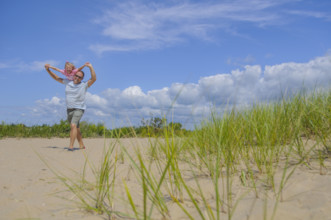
[45,62,96,151]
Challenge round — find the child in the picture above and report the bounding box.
[48,61,86,80]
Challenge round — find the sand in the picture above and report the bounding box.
[0,138,330,220]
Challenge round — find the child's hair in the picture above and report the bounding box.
[65,61,75,69]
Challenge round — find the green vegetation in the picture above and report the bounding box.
[0,120,70,138]
[0,117,191,138]
[25,88,331,219]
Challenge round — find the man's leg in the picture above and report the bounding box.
[76,128,85,149]
[68,109,84,150]
[69,123,78,150]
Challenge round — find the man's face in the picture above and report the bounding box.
[73,71,84,84]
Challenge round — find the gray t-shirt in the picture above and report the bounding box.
[63,79,89,110]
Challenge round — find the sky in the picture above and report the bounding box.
[0,0,331,129]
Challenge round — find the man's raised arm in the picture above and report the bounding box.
[45,64,64,84]
[86,62,96,87]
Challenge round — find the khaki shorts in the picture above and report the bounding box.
[67,108,84,128]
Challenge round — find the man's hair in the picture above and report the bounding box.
[78,70,85,78]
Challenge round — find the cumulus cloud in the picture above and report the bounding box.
[33,97,64,113]
[259,55,331,100]
[169,83,201,105]
[29,54,331,128]
[86,92,108,107]
[25,96,67,125]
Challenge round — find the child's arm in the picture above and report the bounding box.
[76,63,87,72]
[48,65,63,73]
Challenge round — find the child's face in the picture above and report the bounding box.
[65,64,74,73]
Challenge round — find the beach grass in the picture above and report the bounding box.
[38,88,330,219]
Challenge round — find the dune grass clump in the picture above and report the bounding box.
[44,88,330,219]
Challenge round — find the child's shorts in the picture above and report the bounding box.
[67,108,84,128]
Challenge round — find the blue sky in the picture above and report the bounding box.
[1,0,331,129]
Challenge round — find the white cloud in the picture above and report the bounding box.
[227,55,256,66]
[169,83,201,105]
[148,88,171,107]
[0,63,10,69]
[28,61,46,72]
[259,55,331,99]
[89,44,147,55]
[0,60,60,72]
[27,54,331,129]
[199,73,235,104]
[89,0,326,54]
[120,86,150,108]
[35,96,63,107]
[31,96,66,123]
[86,92,108,107]
[102,88,121,99]
[286,10,331,21]
[232,65,261,86]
